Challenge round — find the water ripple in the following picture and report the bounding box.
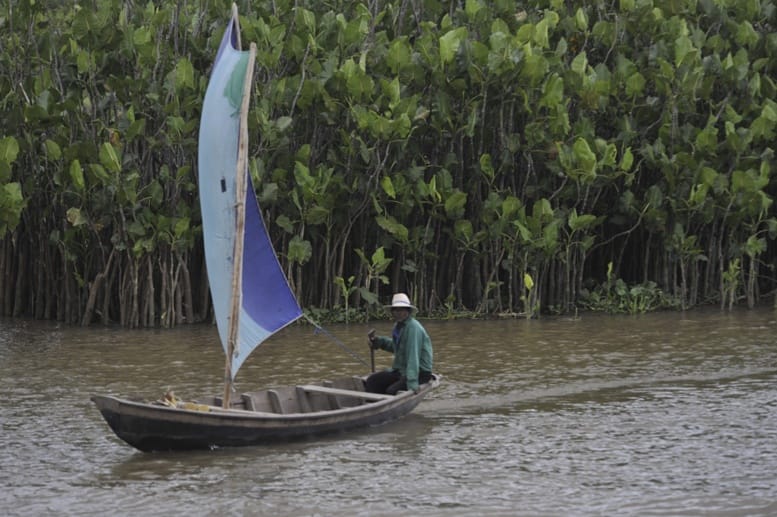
[2,308,777,515]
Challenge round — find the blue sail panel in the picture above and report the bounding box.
[198,13,302,380]
[231,187,303,374]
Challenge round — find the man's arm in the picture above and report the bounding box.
[372,335,395,353]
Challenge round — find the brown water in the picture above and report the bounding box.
[2,307,777,516]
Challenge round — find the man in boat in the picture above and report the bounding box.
[365,293,434,395]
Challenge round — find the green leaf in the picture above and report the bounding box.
[480,153,495,181]
[371,246,387,266]
[293,160,313,191]
[695,124,718,152]
[766,218,777,239]
[540,73,564,108]
[387,38,412,74]
[724,104,743,124]
[99,143,121,174]
[305,205,329,225]
[698,166,718,187]
[259,182,280,205]
[0,136,19,184]
[296,7,316,34]
[0,182,24,235]
[76,50,91,74]
[533,198,554,219]
[440,28,467,64]
[126,119,146,141]
[44,139,62,161]
[465,0,483,18]
[744,235,766,257]
[69,160,85,191]
[288,235,312,265]
[619,147,634,171]
[571,52,588,76]
[342,58,374,99]
[88,164,110,184]
[542,219,560,253]
[357,287,379,305]
[455,219,473,241]
[575,8,588,31]
[569,209,597,231]
[0,136,20,166]
[385,77,401,110]
[516,24,534,44]
[690,182,708,206]
[444,190,467,218]
[533,18,551,48]
[133,27,152,46]
[276,116,293,131]
[276,214,295,234]
[174,217,190,238]
[515,221,532,241]
[376,215,409,242]
[674,35,695,66]
[573,138,597,175]
[625,72,645,96]
[0,166,8,185]
[66,207,88,227]
[424,175,440,204]
[126,218,144,239]
[294,145,311,164]
[521,51,548,84]
[599,140,618,167]
[174,57,195,90]
[502,195,521,219]
[735,21,759,48]
[381,175,396,199]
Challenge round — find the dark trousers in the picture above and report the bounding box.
[365,369,432,395]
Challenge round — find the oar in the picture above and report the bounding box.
[367,329,376,373]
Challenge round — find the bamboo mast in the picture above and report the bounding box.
[223,7,257,408]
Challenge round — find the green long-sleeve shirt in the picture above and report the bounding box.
[373,316,433,392]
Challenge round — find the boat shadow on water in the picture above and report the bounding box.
[101,411,437,483]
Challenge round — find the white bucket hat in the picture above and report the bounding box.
[385,293,416,311]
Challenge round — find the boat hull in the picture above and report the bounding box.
[92,376,439,452]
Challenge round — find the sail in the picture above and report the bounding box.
[198,9,302,380]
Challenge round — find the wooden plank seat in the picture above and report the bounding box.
[299,385,394,401]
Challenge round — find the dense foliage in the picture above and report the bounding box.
[1,0,775,326]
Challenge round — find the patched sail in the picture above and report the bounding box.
[198,7,302,381]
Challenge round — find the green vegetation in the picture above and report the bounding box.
[580,261,680,314]
[1,0,775,326]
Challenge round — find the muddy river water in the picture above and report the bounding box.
[1,306,776,515]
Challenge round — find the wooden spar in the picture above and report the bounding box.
[299,385,394,401]
[231,3,241,51]
[223,38,258,409]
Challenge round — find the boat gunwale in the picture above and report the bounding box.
[91,377,439,423]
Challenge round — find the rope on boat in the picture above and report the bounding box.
[156,390,211,412]
[303,314,370,369]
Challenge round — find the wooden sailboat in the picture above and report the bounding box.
[91,5,439,452]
